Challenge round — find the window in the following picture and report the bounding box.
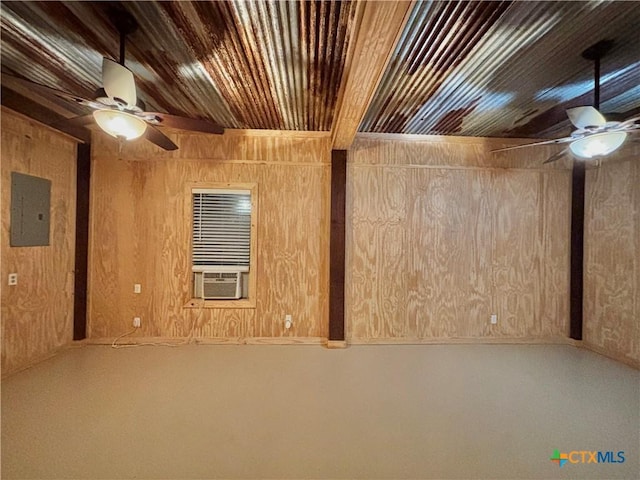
[192,189,251,268]
[189,185,256,306]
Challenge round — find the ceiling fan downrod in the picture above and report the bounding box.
[119,29,126,66]
[581,39,614,111]
[108,7,139,66]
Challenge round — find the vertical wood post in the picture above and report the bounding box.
[73,143,90,340]
[570,162,585,340]
[329,150,347,345]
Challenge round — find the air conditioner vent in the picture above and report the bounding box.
[194,271,242,300]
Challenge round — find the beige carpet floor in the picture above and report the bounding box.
[1,344,638,479]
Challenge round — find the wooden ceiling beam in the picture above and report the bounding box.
[331,1,413,150]
[1,74,81,119]
[1,87,91,143]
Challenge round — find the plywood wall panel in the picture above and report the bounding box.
[584,159,639,365]
[180,309,257,338]
[347,135,571,342]
[88,132,330,341]
[87,158,133,338]
[1,109,77,376]
[255,165,327,337]
[92,130,331,164]
[539,172,572,336]
[492,170,542,336]
[90,130,575,344]
[352,134,571,170]
[407,169,493,338]
[347,167,407,338]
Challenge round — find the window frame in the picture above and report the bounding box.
[185,182,258,309]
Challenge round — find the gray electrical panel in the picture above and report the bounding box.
[10,172,51,247]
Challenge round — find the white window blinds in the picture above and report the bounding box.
[192,190,251,267]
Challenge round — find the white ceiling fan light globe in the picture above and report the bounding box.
[93,110,147,140]
[569,131,627,158]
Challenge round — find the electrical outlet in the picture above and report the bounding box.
[134,284,141,294]
[284,314,292,329]
[490,314,498,325]
[8,273,18,286]
[133,317,141,328]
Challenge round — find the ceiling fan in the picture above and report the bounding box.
[493,40,639,163]
[3,8,223,151]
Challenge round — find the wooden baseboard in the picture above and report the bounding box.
[86,336,327,346]
[88,335,578,348]
[578,341,640,370]
[348,336,577,346]
[89,336,351,349]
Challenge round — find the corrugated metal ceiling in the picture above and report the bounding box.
[1,0,356,131]
[362,0,640,137]
[1,1,639,139]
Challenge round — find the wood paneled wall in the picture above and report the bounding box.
[346,134,571,342]
[584,155,640,367]
[88,130,331,340]
[1,108,77,375]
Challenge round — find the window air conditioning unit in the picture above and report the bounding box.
[194,271,242,300]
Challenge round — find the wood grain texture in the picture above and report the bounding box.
[492,170,570,338]
[329,150,346,341]
[85,336,326,345]
[349,336,576,345]
[88,131,330,340]
[91,128,331,164]
[1,108,77,376]
[331,1,413,149]
[352,134,571,170]
[408,168,493,338]
[584,158,639,364]
[347,166,407,338]
[346,135,571,341]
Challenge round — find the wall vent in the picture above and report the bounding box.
[194,271,242,300]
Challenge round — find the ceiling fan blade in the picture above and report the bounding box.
[145,112,224,134]
[492,136,574,153]
[566,106,606,129]
[543,148,569,164]
[144,124,178,151]
[51,114,95,128]
[603,112,629,122]
[102,58,137,107]
[618,115,640,128]
[2,73,104,110]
